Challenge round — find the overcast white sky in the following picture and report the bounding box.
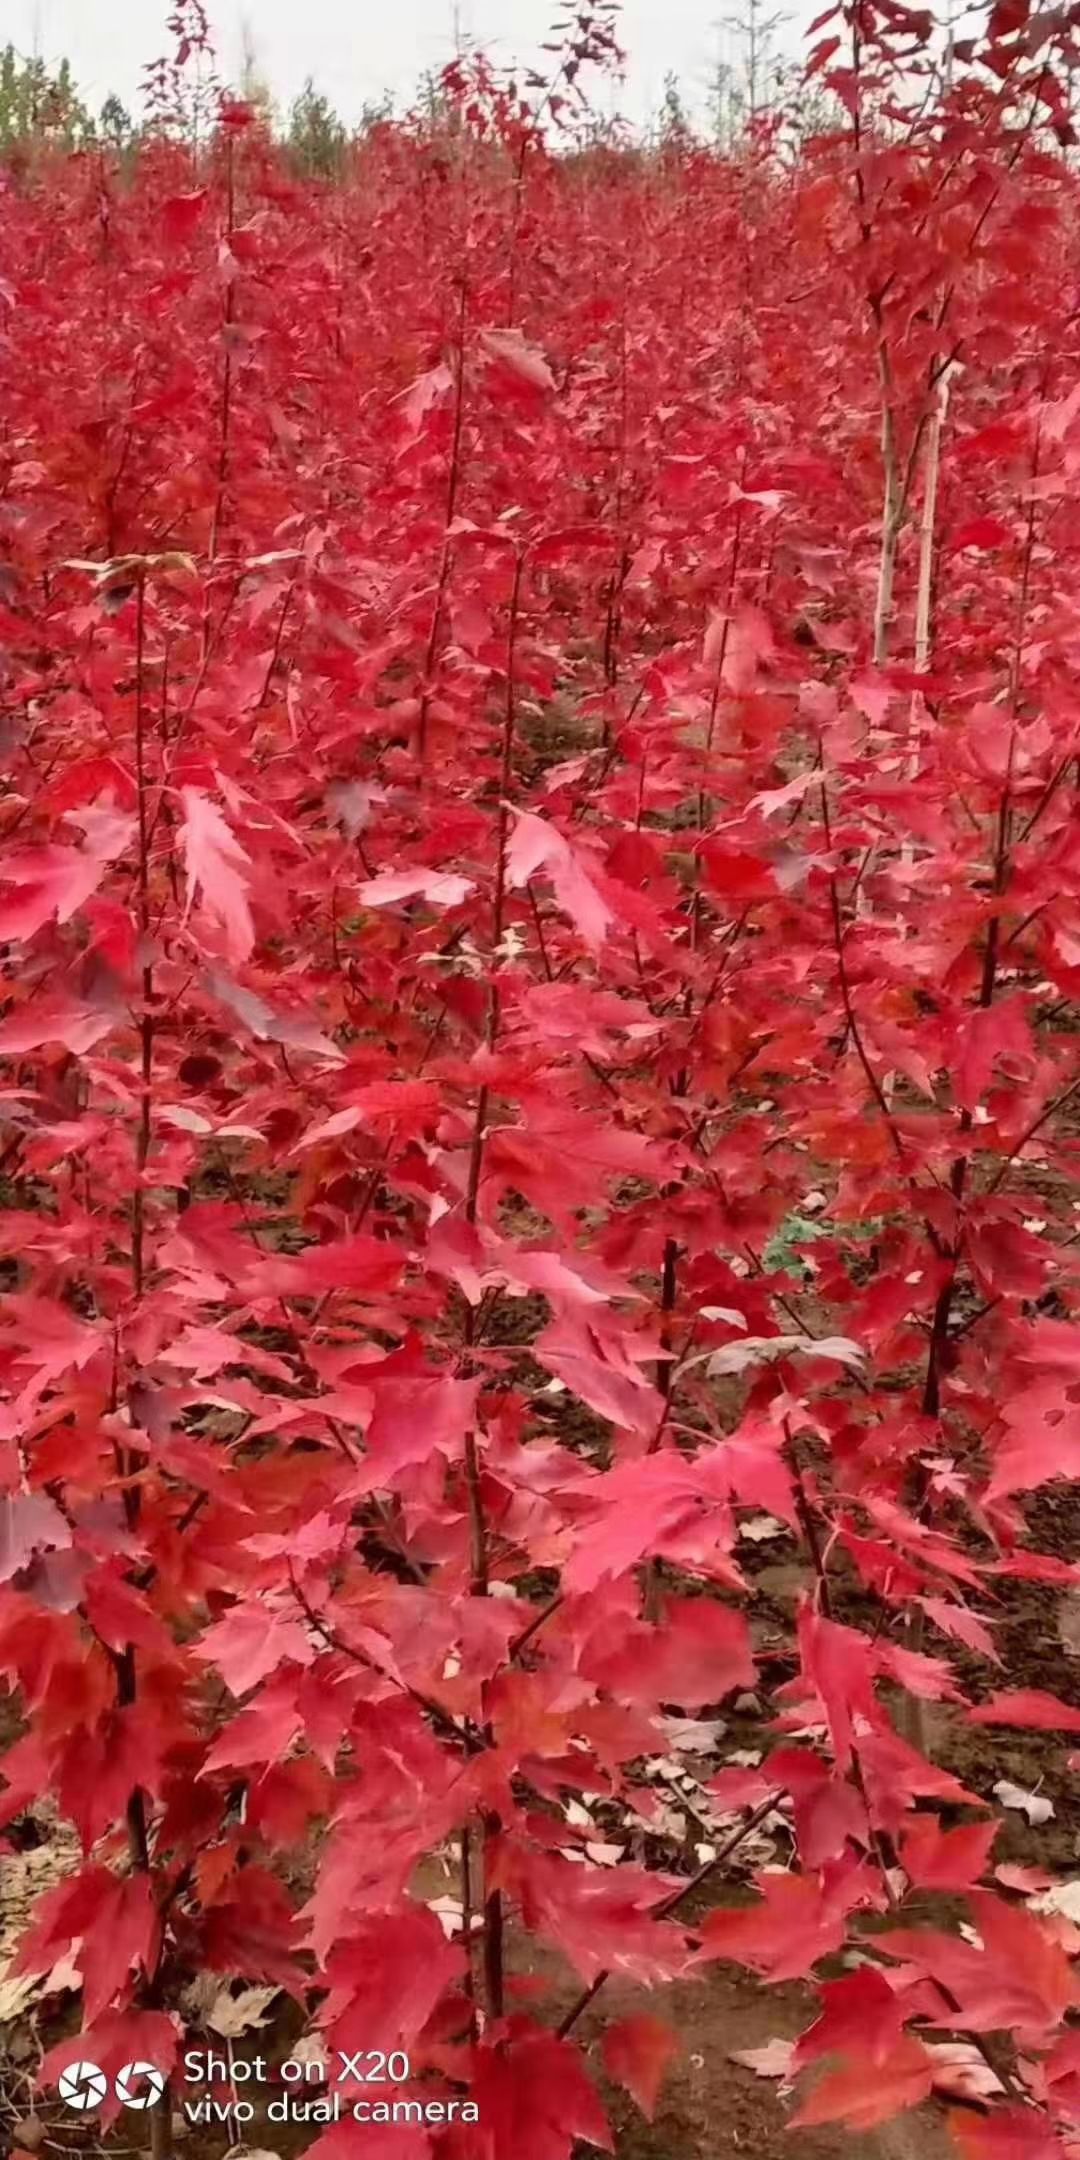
[13,1,810,131]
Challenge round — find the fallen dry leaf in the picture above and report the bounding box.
[206,1983,281,2037]
[708,1333,864,1377]
[926,2043,1003,2103]
[730,2038,796,2082]
[992,1777,1055,1825]
[1029,1880,1080,1925]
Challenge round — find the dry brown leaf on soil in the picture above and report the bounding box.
[707,1333,865,1377]
[658,1716,727,1752]
[739,1515,787,1543]
[1029,1880,1080,1925]
[206,1983,282,2036]
[926,2043,1004,2103]
[288,2034,329,2074]
[0,1819,83,2025]
[0,1972,40,2025]
[992,1777,1055,1825]
[729,2038,796,2082]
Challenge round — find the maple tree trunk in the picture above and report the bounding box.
[892,370,952,1749]
[902,363,955,813]
[457,549,527,2023]
[460,1823,477,2034]
[130,568,153,1305]
[872,380,902,669]
[505,136,529,327]
[132,568,174,2155]
[640,490,748,1624]
[850,10,902,674]
[901,411,1044,1754]
[417,274,469,766]
[150,2097,174,2160]
[203,126,237,662]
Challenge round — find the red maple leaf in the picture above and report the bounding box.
[470,2020,611,2160]
[602,2014,678,2119]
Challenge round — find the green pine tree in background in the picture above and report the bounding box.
[0,43,93,152]
[287,77,349,177]
[97,92,134,151]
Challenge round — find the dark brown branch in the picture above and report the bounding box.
[557,1798,778,2039]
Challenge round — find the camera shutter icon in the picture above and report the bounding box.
[115,2062,167,2109]
[58,2062,108,2111]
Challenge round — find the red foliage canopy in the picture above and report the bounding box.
[3,4,1080,2156]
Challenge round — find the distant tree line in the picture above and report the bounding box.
[0,40,401,175]
[0,9,831,178]
[0,44,133,155]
